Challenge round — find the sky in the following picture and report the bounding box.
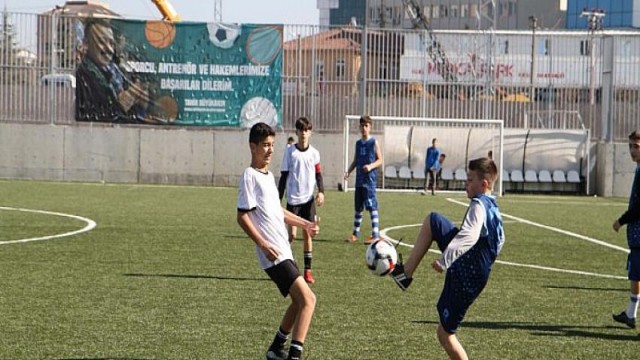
[3,0,319,25]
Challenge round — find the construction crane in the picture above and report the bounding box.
[151,0,181,22]
[401,0,457,84]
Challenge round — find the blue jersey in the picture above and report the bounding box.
[425,146,441,170]
[355,137,378,188]
[626,166,640,248]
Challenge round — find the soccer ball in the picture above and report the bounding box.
[207,23,241,49]
[365,239,398,276]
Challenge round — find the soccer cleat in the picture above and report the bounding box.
[364,236,379,245]
[612,311,636,329]
[390,255,412,291]
[346,234,358,243]
[266,347,288,360]
[303,269,316,284]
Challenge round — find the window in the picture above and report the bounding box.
[440,5,449,18]
[422,6,430,19]
[451,5,459,18]
[432,5,439,19]
[461,4,469,18]
[538,39,550,55]
[336,59,345,79]
[499,40,509,54]
[580,40,591,56]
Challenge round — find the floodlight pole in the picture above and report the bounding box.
[581,9,605,106]
[529,16,537,103]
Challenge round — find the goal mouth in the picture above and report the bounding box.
[342,115,505,195]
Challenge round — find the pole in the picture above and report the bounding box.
[529,16,537,102]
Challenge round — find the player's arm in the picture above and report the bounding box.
[364,140,383,173]
[433,200,484,272]
[283,208,319,237]
[278,171,289,200]
[237,209,279,261]
[345,152,357,179]
[315,162,325,206]
[616,176,640,230]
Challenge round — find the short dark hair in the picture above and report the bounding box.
[360,115,372,125]
[468,157,498,188]
[295,117,312,131]
[629,130,640,142]
[249,122,275,145]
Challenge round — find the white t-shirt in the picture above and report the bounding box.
[237,167,293,269]
[280,144,321,206]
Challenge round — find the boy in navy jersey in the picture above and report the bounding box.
[344,115,383,244]
[391,157,505,360]
[612,129,640,330]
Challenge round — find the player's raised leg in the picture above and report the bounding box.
[391,212,443,290]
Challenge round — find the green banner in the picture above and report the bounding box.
[76,18,282,128]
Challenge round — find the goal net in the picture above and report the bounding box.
[342,115,504,195]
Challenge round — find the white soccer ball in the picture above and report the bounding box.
[365,239,398,276]
[207,23,241,49]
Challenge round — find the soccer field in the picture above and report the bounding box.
[0,180,637,359]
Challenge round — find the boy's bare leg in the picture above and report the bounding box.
[287,277,316,343]
[436,325,468,360]
[404,214,435,277]
[288,225,297,243]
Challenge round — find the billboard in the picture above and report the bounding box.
[75,18,283,127]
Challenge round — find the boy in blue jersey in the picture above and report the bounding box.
[344,115,383,244]
[391,157,505,360]
[611,129,640,330]
[424,138,441,195]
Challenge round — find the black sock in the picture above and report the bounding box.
[287,340,304,360]
[303,251,312,270]
[269,327,289,350]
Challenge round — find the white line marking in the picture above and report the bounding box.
[0,207,97,245]
[380,199,629,280]
[446,198,629,254]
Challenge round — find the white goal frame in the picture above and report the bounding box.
[342,115,504,196]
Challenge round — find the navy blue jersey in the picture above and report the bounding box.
[355,137,378,188]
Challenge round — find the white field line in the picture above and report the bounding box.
[379,199,629,281]
[0,207,96,245]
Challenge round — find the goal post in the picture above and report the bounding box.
[342,115,504,196]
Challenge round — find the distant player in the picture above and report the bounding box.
[424,138,441,195]
[237,122,319,360]
[344,115,383,244]
[278,117,325,284]
[611,129,640,330]
[391,157,505,360]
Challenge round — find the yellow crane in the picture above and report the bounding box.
[150,0,181,22]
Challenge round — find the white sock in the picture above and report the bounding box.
[625,294,639,319]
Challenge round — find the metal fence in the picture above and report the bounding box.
[2,11,640,141]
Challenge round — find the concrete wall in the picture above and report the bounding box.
[0,122,634,197]
[0,123,349,190]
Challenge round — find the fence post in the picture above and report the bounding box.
[600,36,614,143]
[358,25,368,115]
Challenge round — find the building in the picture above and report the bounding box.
[37,1,120,70]
[318,0,567,30]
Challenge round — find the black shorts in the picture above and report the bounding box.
[265,259,300,297]
[286,198,316,222]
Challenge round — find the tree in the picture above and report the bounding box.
[0,5,21,84]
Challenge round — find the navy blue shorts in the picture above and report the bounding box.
[429,212,459,252]
[354,186,378,212]
[627,248,640,281]
[430,212,489,334]
[265,259,300,297]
